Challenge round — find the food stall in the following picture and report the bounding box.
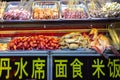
[0,0,120,80]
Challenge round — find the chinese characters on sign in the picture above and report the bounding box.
[14,58,28,79]
[92,58,105,78]
[0,56,120,80]
[32,58,45,79]
[0,58,11,79]
[107,59,120,78]
[0,57,47,80]
[55,60,68,78]
[70,58,83,78]
[54,58,84,79]
[53,57,120,80]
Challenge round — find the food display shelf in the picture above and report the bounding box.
[1,18,120,22]
[0,0,120,20]
[0,19,119,28]
[0,1,120,80]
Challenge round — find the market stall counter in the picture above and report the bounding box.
[0,0,120,80]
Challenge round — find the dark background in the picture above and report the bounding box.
[0,56,47,80]
[53,56,120,80]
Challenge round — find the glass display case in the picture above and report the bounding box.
[0,0,120,80]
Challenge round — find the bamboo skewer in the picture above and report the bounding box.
[67,0,80,11]
[18,0,27,9]
[0,1,6,19]
[91,0,95,10]
[24,0,34,11]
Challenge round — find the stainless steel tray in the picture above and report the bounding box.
[87,1,120,19]
[3,1,31,21]
[60,1,89,20]
[32,1,60,20]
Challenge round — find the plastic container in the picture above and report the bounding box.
[32,1,60,20]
